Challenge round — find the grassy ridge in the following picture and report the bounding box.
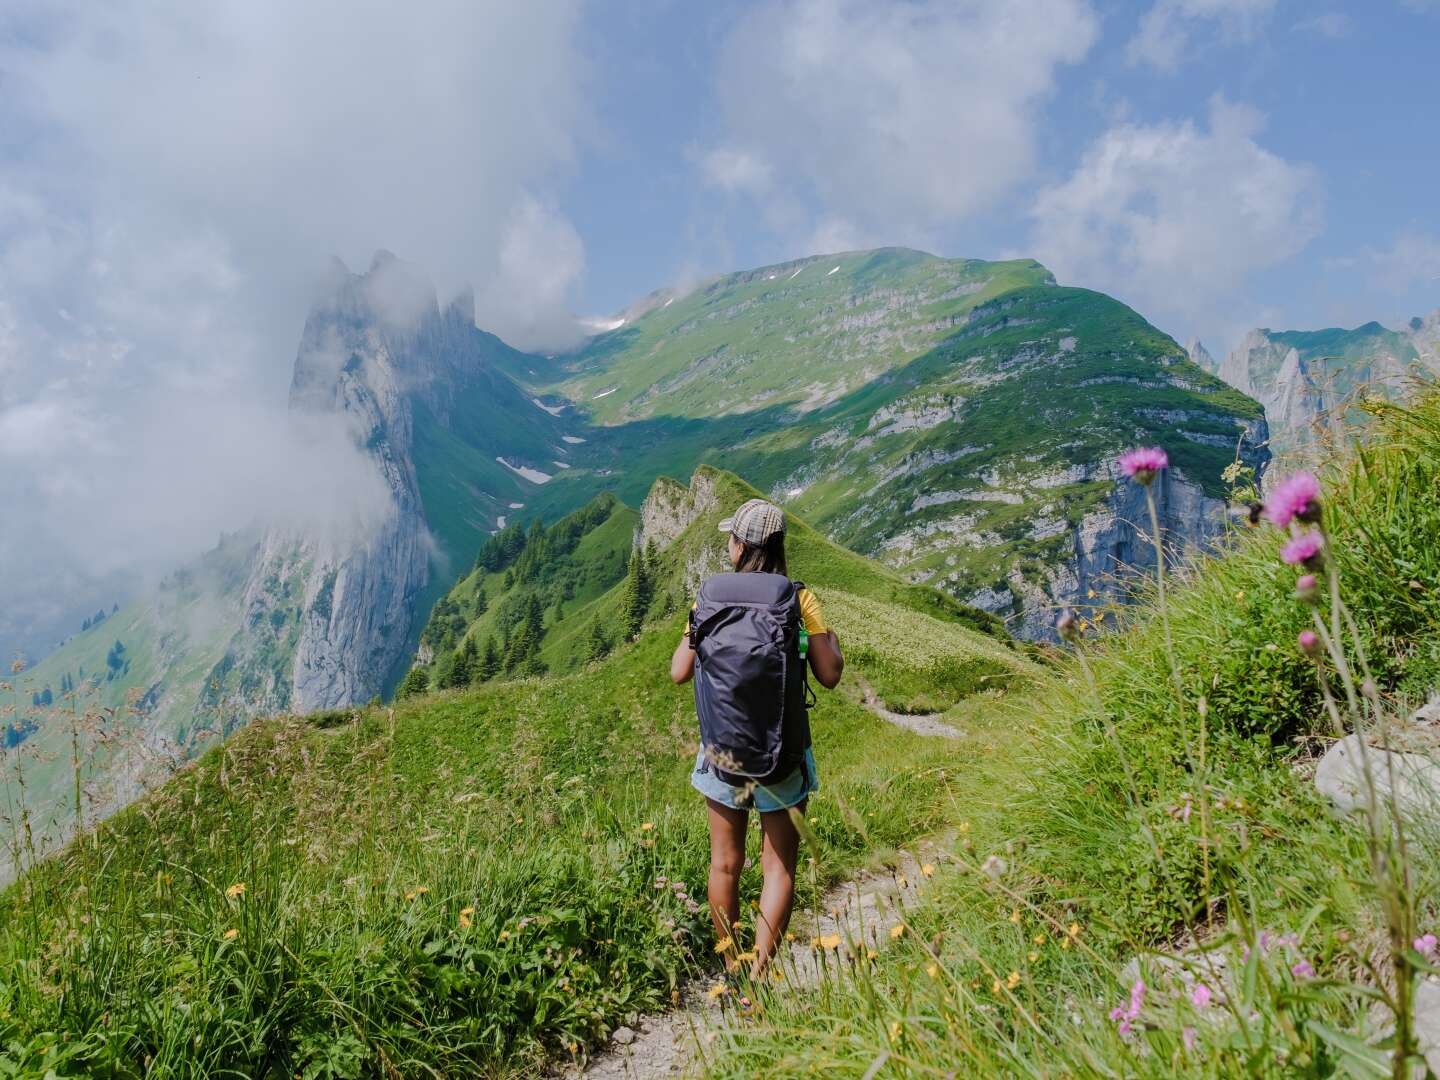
[0,469,1032,1078]
[705,390,1440,1078]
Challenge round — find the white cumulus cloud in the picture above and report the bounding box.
[703,0,1098,246]
[1029,96,1323,342]
[1127,0,1277,71]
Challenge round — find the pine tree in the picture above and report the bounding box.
[585,621,611,663]
[504,622,535,674]
[523,592,545,640]
[397,666,430,699]
[449,637,478,688]
[474,584,488,616]
[619,548,652,640]
[550,597,565,626]
[522,651,548,677]
[478,637,501,682]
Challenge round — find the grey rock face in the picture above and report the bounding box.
[1314,733,1440,819]
[1216,313,1440,455]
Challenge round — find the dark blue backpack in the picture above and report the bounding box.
[688,572,811,786]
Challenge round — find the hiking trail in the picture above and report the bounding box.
[569,836,950,1079]
[857,677,963,739]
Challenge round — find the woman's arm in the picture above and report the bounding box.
[807,630,843,689]
[671,635,696,684]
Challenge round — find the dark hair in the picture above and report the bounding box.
[732,531,788,577]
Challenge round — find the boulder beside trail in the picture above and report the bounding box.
[1313,733,1440,819]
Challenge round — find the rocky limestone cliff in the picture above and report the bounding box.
[950,450,1261,641]
[1216,313,1439,456]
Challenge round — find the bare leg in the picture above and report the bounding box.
[751,800,805,978]
[705,798,748,970]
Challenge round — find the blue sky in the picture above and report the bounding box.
[0,0,1436,655]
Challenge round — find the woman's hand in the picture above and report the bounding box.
[808,631,843,689]
[671,635,696,684]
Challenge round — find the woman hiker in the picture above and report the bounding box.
[669,497,843,982]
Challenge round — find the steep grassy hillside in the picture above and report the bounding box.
[518,248,1267,638]
[0,468,1035,1077]
[403,467,1012,704]
[706,392,1440,1078]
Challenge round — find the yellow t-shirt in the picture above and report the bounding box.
[685,586,828,638]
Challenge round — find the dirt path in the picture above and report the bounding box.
[570,836,949,1079]
[857,678,963,739]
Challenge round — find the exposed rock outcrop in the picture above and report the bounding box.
[1216,314,1440,456]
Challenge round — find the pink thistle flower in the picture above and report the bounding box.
[1264,471,1322,528]
[1295,574,1320,604]
[1298,630,1322,658]
[1128,978,1146,1015]
[1183,1026,1198,1052]
[1415,933,1437,958]
[1118,447,1169,485]
[1191,983,1212,1008]
[1109,1006,1126,1022]
[1280,531,1325,568]
[1291,959,1316,979]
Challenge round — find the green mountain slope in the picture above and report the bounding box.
[0,467,1036,1076]
[404,466,1013,704]
[519,249,1267,638]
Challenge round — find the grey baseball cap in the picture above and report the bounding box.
[719,497,786,545]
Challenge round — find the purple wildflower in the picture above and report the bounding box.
[1264,471,1322,528]
[1183,1026,1198,1052]
[1109,978,1147,1037]
[1281,531,1325,568]
[1291,960,1316,979]
[1295,573,1320,604]
[1118,447,1169,485]
[1298,630,1322,658]
[1415,933,1438,959]
[1191,983,1212,1008]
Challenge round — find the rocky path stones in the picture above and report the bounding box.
[569,837,947,1079]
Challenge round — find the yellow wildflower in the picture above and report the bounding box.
[1086,589,1097,599]
[921,863,935,877]
[714,936,733,953]
[225,882,245,898]
[736,950,757,963]
[785,931,796,942]
[1033,933,1046,945]
[958,821,971,834]
[819,934,841,950]
[1028,951,1039,963]
[640,822,655,831]
[889,924,905,939]
[459,906,474,929]
[499,930,511,941]
[223,928,239,940]
[925,963,940,978]
[706,982,728,1000]
[991,978,1001,993]
[1061,937,1072,950]
[1007,971,1021,989]
[1067,922,1081,939]
[866,948,878,961]
[888,1021,901,1041]
[1009,909,1022,924]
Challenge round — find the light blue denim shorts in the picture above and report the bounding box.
[690,746,819,812]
